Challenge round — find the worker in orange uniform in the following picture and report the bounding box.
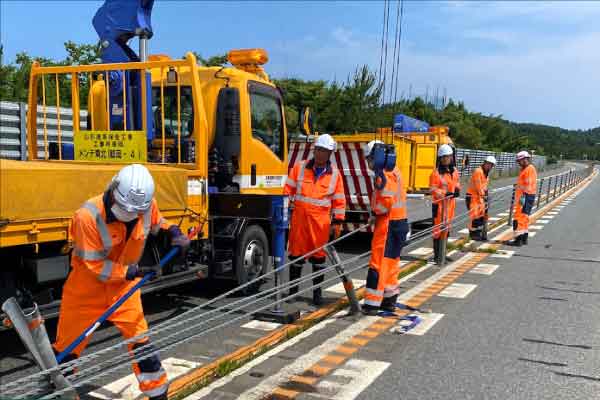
[430,144,461,265]
[506,151,538,246]
[53,164,190,400]
[362,141,410,315]
[466,155,496,241]
[284,134,346,306]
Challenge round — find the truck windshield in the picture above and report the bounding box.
[249,83,284,160]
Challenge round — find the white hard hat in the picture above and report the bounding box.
[314,134,336,151]
[516,151,531,161]
[110,164,155,213]
[365,140,384,157]
[438,144,454,157]
[484,155,497,165]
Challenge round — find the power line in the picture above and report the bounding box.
[393,0,405,106]
[389,0,401,105]
[377,0,388,90]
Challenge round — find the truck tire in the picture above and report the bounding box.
[235,225,269,294]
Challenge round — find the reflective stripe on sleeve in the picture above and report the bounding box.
[73,248,106,261]
[98,260,114,282]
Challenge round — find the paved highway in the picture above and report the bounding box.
[0,162,589,399]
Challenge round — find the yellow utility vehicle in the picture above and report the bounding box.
[0,48,290,320]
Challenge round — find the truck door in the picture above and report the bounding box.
[236,81,288,194]
[412,143,437,192]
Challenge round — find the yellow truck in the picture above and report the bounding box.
[0,49,291,320]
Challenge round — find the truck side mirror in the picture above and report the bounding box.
[299,106,314,136]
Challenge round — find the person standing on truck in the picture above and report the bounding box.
[430,144,461,265]
[284,134,346,306]
[506,151,537,246]
[362,140,410,315]
[52,164,190,400]
[466,156,496,241]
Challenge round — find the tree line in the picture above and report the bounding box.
[1,42,598,160]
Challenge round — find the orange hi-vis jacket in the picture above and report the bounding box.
[365,168,409,308]
[285,159,346,259]
[54,193,171,399]
[514,163,538,235]
[430,167,461,239]
[71,194,171,282]
[466,166,489,230]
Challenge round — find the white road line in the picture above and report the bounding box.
[498,212,509,217]
[408,247,433,257]
[397,253,477,302]
[314,359,390,400]
[90,357,200,400]
[488,217,501,222]
[458,228,469,234]
[437,283,477,299]
[232,317,380,400]
[529,225,544,230]
[546,212,559,215]
[447,237,460,244]
[469,263,500,275]
[491,250,515,259]
[326,279,366,294]
[241,320,282,331]
[528,231,537,238]
[538,219,551,224]
[540,215,554,220]
[401,312,445,336]
[183,318,339,399]
[398,262,433,283]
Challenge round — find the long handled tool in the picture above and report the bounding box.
[2,227,198,399]
[55,245,182,362]
[325,228,362,315]
[56,226,200,363]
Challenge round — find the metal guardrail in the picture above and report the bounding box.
[2,100,546,172]
[0,101,87,160]
[456,148,547,178]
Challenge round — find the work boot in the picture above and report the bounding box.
[522,233,529,245]
[505,235,523,247]
[362,304,380,316]
[312,264,325,306]
[148,392,168,400]
[287,266,302,301]
[469,230,477,241]
[433,239,441,265]
[380,294,398,313]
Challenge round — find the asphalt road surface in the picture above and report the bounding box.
[184,166,599,400]
[0,162,589,399]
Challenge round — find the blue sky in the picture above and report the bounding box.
[2,1,599,129]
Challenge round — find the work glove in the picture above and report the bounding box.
[453,188,460,198]
[368,214,377,226]
[445,191,454,199]
[125,264,161,281]
[168,225,190,251]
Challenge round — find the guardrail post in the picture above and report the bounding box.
[19,102,27,160]
[440,198,447,267]
[552,174,559,199]
[546,176,553,205]
[507,184,516,226]
[536,178,544,209]
[560,173,565,194]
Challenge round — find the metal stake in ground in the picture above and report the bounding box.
[255,196,300,324]
[325,243,362,315]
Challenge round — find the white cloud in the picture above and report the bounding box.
[268,24,599,129]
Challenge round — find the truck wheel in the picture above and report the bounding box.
[235,225,269,294]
